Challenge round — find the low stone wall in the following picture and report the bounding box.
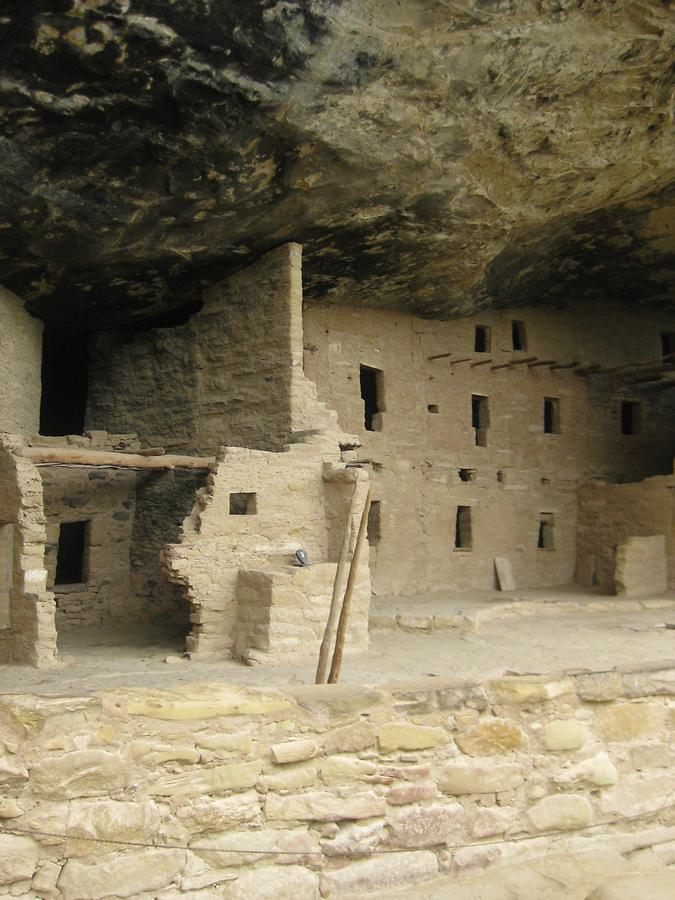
[1,664,674,897]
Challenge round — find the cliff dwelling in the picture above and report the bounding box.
[0,2,674,898]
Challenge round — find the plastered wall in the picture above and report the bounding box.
[0,667,674,897]
[303,303,675,596]
[0,287,42,436]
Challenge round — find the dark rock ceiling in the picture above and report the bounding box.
[0,0,673,329]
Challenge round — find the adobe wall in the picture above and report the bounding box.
[577,474,675,593]
[0,287,42,436]
[303,303,675,596]
[0,666,673,897]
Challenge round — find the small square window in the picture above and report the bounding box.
[512,320,527,351]
[620,401,641,436]
[455,506,473,550]
[538,513,555,550]
[544,397,561,434]
[474,325,491,353]
[427,404,439,414]
[229,492,257,515]
[458,468,477,482]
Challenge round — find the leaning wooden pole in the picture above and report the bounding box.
[315,482,361,684]
[328,489,372,684]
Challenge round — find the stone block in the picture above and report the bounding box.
[58,848,186,899]
[265,790,386,822]
[223,864,320,900]
[630,742,674,770]
[320,756,377,782]
[528,794,593,831]
[66,799,161,852]
[554,752,618,787]
[122,685,294,719]
[615,535,667,597]
[321,820,387,857]
[438,762,523,794]
[378,722,447,752]
[600,773,675,817]
[488,677,574,705]
[196,826,318,868]
[150,760,262,796]
[0,834,40,885]
[176,791,261,830]
[29,750,128,799]
[388,802,463,848]
[260,762,319,792]
[324,721,376,754]
[387,783,438,805]
[466,805,519,838]
[271,739,318,764]
[320,850,439,896]
[587,871,675,900]
[195,731,253,755]
[594,702,666,741]
[31,860,62,894]
[455,718,526,756]
[622,670,675,698]
[543,719,588,751]
[575,672,622,702]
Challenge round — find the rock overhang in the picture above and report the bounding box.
[0,0,673,329]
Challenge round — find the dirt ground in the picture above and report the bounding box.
[2,588,674,695]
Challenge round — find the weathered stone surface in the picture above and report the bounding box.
[630,743,674,771]
[195,732,253,755]
[58,848,186,899]
[195,826,318,868]
[0,834,40,885]
[320,850,439,896]
[0,797,23,818]
[587,871,675,900]
[66,799,161,851]
[555,752,618,788]
[622,671,675,699]
[31,859,62,894]
[528,794,593,831]
[223,864,320,900]
[575,673,623,703]
[176,791,261,831]
[270,739,318,765]
[321,820,387,858]
[265,790,386,822]
[0,753,28,784]
[29,750,127,799]
[600,773,675,817]
[324,721,376,754]
[594,702,666,742]
[150,761,262,797]
[320,756,376,782]
[543,720,588,751]
[387,783,438,805]
[388,802,463,848]
[439,762,523,795]
[488,678,574,705]
[260,763,319,793]
[120,686,293,720]
[378,723,447,752]
[466,805,519,839]
[455,719,525,757]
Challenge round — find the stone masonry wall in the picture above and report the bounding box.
[0,666,674,897]
[303,302,675,596]
[576,474,675,593]
[0,287,43,436]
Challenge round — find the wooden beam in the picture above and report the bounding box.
[549,361,579,370]
[508,356,538,366]
[470,358,492,367]
[528,360,557,368]
[427,351,454,361]
[20,447,214,470]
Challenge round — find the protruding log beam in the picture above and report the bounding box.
[470,358,493,367]
[508,356,538,366]
[20,447,214,470]
[528,360,557,368]
[549,361,579,370]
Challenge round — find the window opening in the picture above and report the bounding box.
[512,321,527,351]
[661,332,675,358]
[427,404,439,414]
[458,468,477,482]
[474,325,491,353]
[0,523,14,629]
[55,521,88,585]
[229,492,257,515]
[537,513,555,550]
[39,328,90,436]
[471,395,489,447]
[455,506,473,550]
[543,397,561,434]
[360,365,384,432]
[367,500,381,546]
[620,401,641,436]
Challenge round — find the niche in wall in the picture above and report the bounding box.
[538,513,555,550]
[360,365,384,432]
[55,521,88,586]
[544,397,561,434]
[367,500,381,546]
[39,329,90,436]
[230,492,257,515]
[454,506,473,550]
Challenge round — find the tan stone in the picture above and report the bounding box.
[58,848,186,899]
[196,732,253,754]
[270,739,318,764]
[594,702,666,741]
[66,799,161,852]
[555,752,618,787]
[378,722,447,752]
[176,790,261,830]
[387,783,438,805]
[320,756,377,782]
[528,794,593,831]
[587,871,675,900]
[260,762,319,792]
[29,750,128,799]
[543,720,588,751]
[265,790,386,822]
[438,762,523,794]
[488,678,574,705]
[466,805,519,838]
[0,798,23,818]
[195,826,318,868]
[630,742,674,771]
[455,718,525,756]
[575,672,622,702]
[320,850,439,895]
[149,760,262,797]
[121,685,294,719]
[321,820,387,857]
[31,859,62,894]
[600,773,675,817]
[389,802,463,848]
[223,864,320,900]
[324,720,376,754]
[0,834,40,885]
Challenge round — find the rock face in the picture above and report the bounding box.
[1,1,673,327]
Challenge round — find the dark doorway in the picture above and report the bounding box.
[471,395,489,446]
[360,365,383,432]
[55,521,88,585]
[454,506,473,550]
[621,400,641,435]
[661,332,675,357]
[474,325,490,353]
[40,329,89,436]
[543,397,561,434]
[512,321,527,351]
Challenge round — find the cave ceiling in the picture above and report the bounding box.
[1,0,674,329]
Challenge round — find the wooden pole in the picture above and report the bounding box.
[470,358,492,367]
[528,360,557,368]
[328,490,372,684]
[20,446,214,470]
[315,481,361,684]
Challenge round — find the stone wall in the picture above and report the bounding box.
[0,666,674,897]
[0,287,42,436]
[303,303,675,596]
[577,473,675,593]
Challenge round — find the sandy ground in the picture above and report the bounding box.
[2,588,674,695]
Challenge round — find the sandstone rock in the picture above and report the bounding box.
[630,743,674,771]
[321,820,387,857]
[121,685,294,719]
[260,763,318,792]
[600,773,675,817]
[594,702,666,742]
[378,722,447,752]
[455,718,525,756]
[143,745,200,765]
[265,790,386,822]
[150,760,262,797]
[488,678,574,705]
[438,762,523,794]
[195,732,253,754]
[270,739,318,764]
[66,799,161,852]
[555,752,618,788]
[622,670,675,699]
[528,794,593,831]
[320,850,438,895]
[31,860,62,894]
[195,826,318,868]
[58,848,186,898]
[0,834,40,885]
[320,756,377,782]
[466,805,519,839]
[389,802,463,848]
[223,864,319,900]
[575,673,622,702]
[29,750,127,799]
[324,721,376,754]
[543,720,588,751]
[387,783,438,805]
[0,754,28,784]
[587,871,675,900]
[0,798,23,818]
